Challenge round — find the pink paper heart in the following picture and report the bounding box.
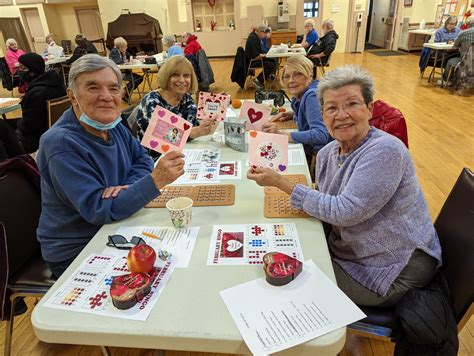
[170,116,179,124]
[278,164,287,172]
[157,110,166,118]
[150,140,158,148]
[248,108,263,123]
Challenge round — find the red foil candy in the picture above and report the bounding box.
[110,268,159,310]
[263,252,303,286]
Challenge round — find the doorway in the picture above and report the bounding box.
[76,8,105,53]
[20,8,45,53]
[365,0,398,50]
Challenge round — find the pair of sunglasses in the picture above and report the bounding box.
[106,235,146,250]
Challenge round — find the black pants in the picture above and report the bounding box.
[251,58,277,83]
[0,120,24,161]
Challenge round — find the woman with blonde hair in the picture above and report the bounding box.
[262,55,331,164]
[135,56,215,159]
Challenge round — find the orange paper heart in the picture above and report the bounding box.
[161,144,170,152]
[249,131,257,138]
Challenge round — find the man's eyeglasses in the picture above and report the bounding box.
[106,235,146,250]
[323,100,366,117]
[282,72,306,82]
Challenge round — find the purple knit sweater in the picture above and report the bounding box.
[291,128,442,295]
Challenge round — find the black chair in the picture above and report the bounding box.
[348,168,474,341]
[0,156,55,356]
[0,57,19,97]
[310,53,332,79]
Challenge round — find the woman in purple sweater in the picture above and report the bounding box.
[248,65,442,307]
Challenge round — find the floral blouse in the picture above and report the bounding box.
[136,91,198,159]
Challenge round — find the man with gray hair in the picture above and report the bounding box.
[307,19,339,77]
[36,54,185,278]
[245,23,277,88]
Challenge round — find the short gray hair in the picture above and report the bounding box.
[317,65,375,107]
[113,36,127,48]
[323,19,335,30]
[256,23,267,32]
[162,34,176,47]
[68,54,122,92]
[6,38,17,47]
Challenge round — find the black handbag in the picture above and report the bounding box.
[254,88,290,107]
[144,57,157,64]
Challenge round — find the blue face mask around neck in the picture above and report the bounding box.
[75,98,122,131]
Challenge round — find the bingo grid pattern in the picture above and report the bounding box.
[264,174,308,194]
[146,185,235,208]
[264,194,309,218]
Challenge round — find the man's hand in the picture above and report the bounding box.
[151,151,185,190]
[271,111,293,122]
[309,53,324,59]
[262,122,280,134]
[102,185,129,199]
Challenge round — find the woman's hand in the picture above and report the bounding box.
[262,122,280,134]
[271,111,293,122]
[247,166,296,195]
[102,185,129,199]
[191,118,216,138]
[151,151,185,189]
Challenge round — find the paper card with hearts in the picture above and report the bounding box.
[239,101,271,131]
[248,130,288,172]
[197,92,231,122]
[141,106,192,154]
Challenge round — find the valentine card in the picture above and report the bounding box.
[197,92,230,122]
[239,101,271,131]
[248,130,288,172]
[141,106,192,154]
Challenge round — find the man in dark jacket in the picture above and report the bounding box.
[17,53,67,153]
[307,19,339,66]
[65,34,98,65]
[245,23,276,88]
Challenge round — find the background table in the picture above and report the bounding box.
[32,136,346,355]
[0,98,21,120]
[423,42,455,85]
[266,46,307,59]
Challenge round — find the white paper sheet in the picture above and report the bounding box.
[220,260,366,355]
[170,148,221,185]
[44,254,174,321]
[107,226,200,269]
[207,223,304,266]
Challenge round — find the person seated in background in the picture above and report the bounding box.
[65,34,98,65]
[182,32,202,56]
[0,120,24,162]
[5,38,25,75]
[262,56,332,166]
[16,53,66,153]
[109,37,143,102]
[440,15,474,86]
[301,19,319,50]
[435,16,461,43]
[307,19,338,68]
[261,27,272,53]
[163,34,184,57]
[135,55,216,159]
[245,23,277,88]
[36,54,185,277]
[248,65,441,307]
[42,33,64,57]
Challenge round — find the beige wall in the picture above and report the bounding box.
[400,0,439,24]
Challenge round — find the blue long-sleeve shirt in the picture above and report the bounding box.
[434,27,461,43]
[291,128,441,295]
[37,108,160,262]
[289,80,332,152]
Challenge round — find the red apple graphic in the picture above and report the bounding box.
[127,244,156,274]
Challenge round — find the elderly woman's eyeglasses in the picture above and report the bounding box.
[106,235,146,250]
[282,72,306,82]
[323,100,366,117]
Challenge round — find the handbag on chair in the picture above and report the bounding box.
[254,88,290,107]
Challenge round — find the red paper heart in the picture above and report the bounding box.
[110,268,159,310]
[183,123,190,130]
[248,108,263,123]
[161,144,170,152]
[263,252,303,286]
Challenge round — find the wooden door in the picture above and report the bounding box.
[76,8,105,53]
[21,8,45,53]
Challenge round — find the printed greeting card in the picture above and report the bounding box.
[197,92,231,122]
[248,130,288,172]
[239,101,271,131]
[141,106,192,154]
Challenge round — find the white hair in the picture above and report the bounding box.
[6,38,17,46]
[323,19,335,30]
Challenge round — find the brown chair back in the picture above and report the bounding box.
[47,95,71,128]
[434,168,474,328]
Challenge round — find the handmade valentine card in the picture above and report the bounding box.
[197,92,231,122]
[141,106,192,154]
[248,130,288,172]
[239,101,271,131]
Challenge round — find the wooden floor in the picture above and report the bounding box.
[1,51,473,356]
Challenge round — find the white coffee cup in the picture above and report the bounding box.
[166,197,193,228]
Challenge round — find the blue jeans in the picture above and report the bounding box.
[46,256,77,279]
